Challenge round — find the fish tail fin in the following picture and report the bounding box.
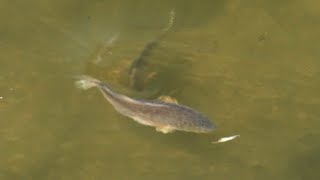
[74,75,101,90]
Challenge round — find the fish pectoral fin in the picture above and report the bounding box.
[157,95,178,104]
[156,126,175,134]
[144,72,158,84]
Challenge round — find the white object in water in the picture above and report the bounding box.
[212,135,240,144]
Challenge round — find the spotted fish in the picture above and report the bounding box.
[75,75,215,133]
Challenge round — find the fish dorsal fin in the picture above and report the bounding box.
[157,95,178,104]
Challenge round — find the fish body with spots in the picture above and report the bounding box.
[75,75,215,133]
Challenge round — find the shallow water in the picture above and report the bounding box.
[1,0,320,179]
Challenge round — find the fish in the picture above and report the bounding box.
[211,135,240,144]
[129,9,175,90]
[75,75,215,133]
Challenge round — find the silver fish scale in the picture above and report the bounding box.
[124,99,215,133]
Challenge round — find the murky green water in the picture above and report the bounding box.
[1,0,320,179]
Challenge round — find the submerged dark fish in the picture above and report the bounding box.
[75,75,215,133]
[129,9,175,90]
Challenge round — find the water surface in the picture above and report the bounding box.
[0,0,320,179]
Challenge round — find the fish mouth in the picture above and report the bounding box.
[183,124,216,133]
[199,123,217,133]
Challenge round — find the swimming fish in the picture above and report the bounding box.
[75,75,215,133]
[129,9,175,90]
